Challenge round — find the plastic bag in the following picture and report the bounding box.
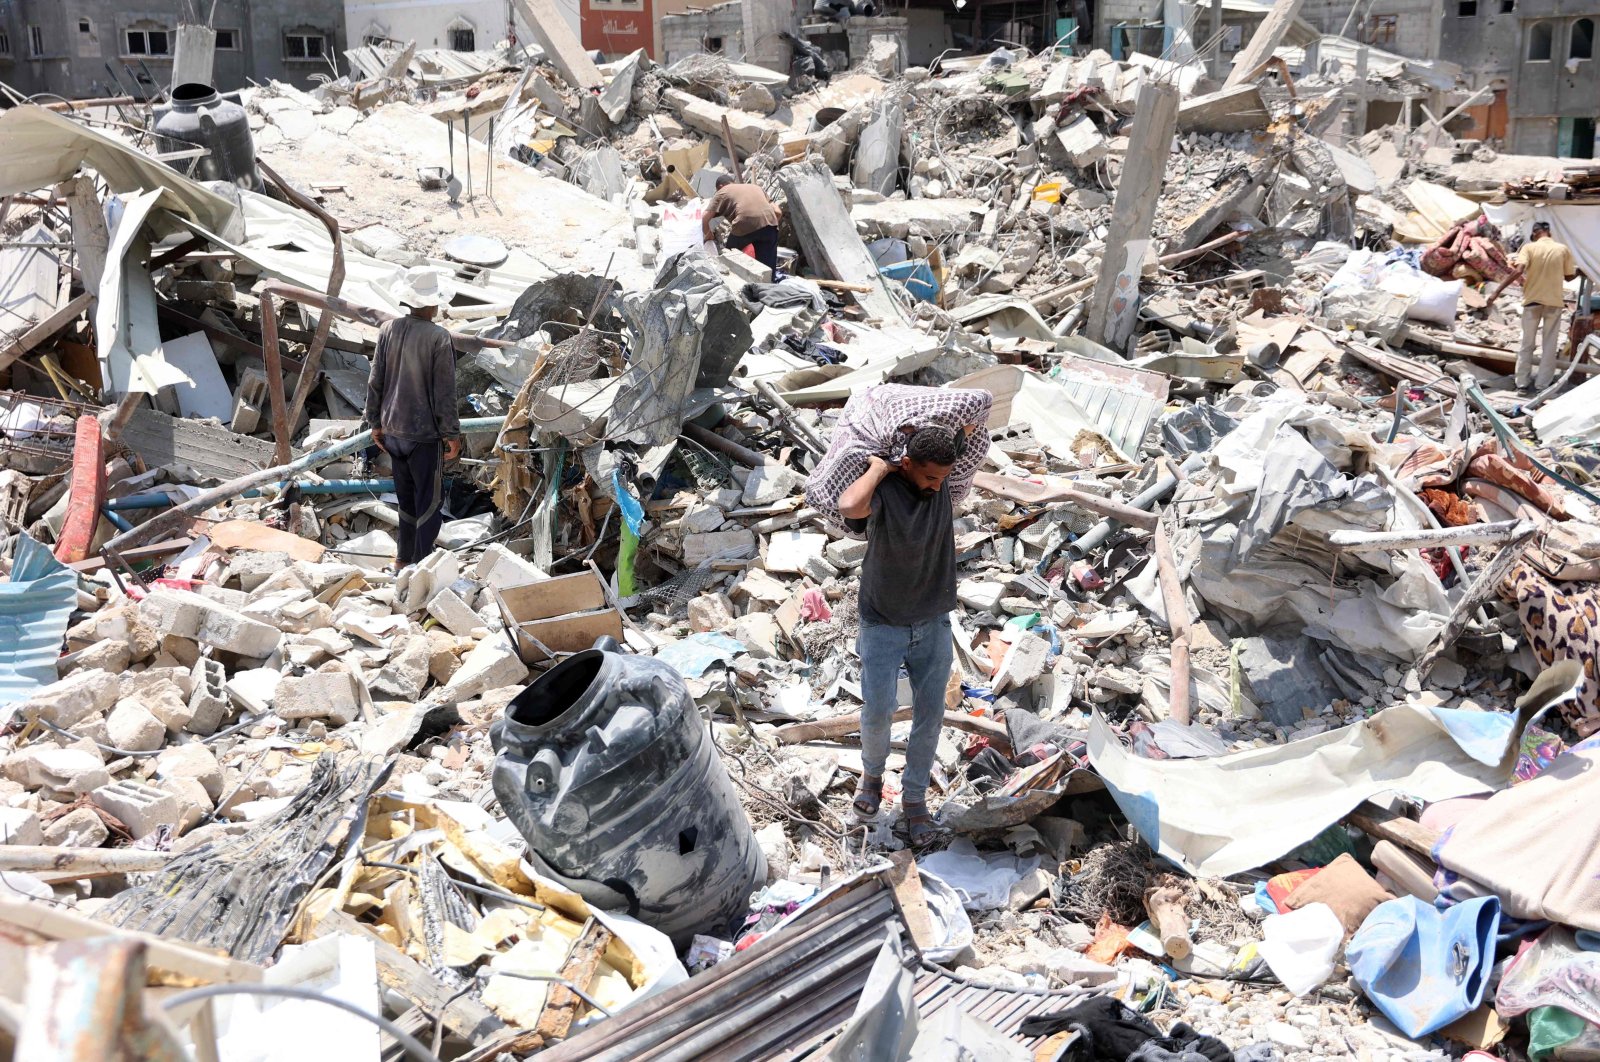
[1257,902,1343,996]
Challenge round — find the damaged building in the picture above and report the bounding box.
[1,3,1599,1061]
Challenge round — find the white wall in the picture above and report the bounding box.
[343,0,581,52]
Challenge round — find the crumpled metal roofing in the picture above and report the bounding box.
[343,45,511,84]
[0,534,77,716]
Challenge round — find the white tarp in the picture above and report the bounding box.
[0,105,240,240]
[1482,200,1600,293]
[1088,703,1516,877]
[98,189,194,398]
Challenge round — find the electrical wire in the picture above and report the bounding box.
[160,984,440,1062]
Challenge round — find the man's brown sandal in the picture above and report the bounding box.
[852,775,884,819]
[903,799,936,844]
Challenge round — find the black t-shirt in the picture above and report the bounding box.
[843,473,957,627]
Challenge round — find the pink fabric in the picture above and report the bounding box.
[800,588,832,622]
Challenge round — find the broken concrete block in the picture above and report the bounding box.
[731,567,789,605]
[1176,84,1270,134]
[801,555,840,583]
[683,529,757,568]
[439,632,529,705]
[957,579,1006,612]
[427,628,464,685]
[131,679,195,734]
[1056,115,1109,169]
[371,635,431,700]
[106,699,168,753]
[4,748,109,797]
[688,592,736,633]
[91,780,180,839]
[154,775,213,834]
[15,670,119,728]
[225,550,292,592]
[824,538,868,569]
[0,806,43,846]
[42,806,108,847]
[400,548,461,614]
[718,248,772,285]
[120,667,195,702]
[65,638,132,676]
[426,586,482,638]
[225,667,281,715]
[275,670,362,726]
[474,543,549,590]
[741,465,804,507]
[680,503,726,534]
[156,741,224,801]
[140,589,282,659]
[735,612,782,659]
[187,657,230,736]
[765,530,828,575]
[65,603,159,662]
[993,632,1051,694]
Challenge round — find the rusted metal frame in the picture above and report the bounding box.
[258,282,294,465]
[145,234,207,272]
[258,158,346,444]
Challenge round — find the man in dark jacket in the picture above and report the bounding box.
[364,268,461,568]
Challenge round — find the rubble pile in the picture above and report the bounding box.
[0,8,1598,1062]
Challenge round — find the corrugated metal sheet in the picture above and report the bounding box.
[536,868,1105,1062]
[0,534,77,714]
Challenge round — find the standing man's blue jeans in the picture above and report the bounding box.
[857,615,953,804]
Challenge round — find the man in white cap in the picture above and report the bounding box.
[363,268,462,568]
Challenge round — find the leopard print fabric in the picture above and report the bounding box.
[1500,561,1600,736]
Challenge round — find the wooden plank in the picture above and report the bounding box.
[1345,800,1441,858]
[884,853,937,953]
[0,291,93,372]
[536,918,613,1039]
[0,896,263,985]
[774,708,1013,757]
[509,609,625,662]
[68,537,193,573]
[495,570,607,623]
[0,845,173,880]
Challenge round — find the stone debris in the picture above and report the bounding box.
[0,12,1594,1061]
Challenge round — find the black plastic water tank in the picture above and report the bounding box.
[490,644,765,947]
[154,83,262,192]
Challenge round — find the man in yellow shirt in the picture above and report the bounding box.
[1513,221,1578,394]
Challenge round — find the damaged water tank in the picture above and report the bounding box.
[154,83,262,192]
[490,640,765,946]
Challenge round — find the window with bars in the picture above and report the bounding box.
[449,26,476,50]
[28,25,45,56]
[125,27,172,56]
[285,32,326,60]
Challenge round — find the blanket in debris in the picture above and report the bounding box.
[804,384,992,530]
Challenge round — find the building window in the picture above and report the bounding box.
[1528,20,1553,59]
[448,26,475,50]
[1573,18,1594,59]
[28,25,44,56]
[284,32,326,60]
[1363,14,1397,45]
[0,29,10,54]
[215,28,239,49]
[125,27,172,56]
[1500,0,1513,10]
[78,18,91,33]
[1458,0,1476,14]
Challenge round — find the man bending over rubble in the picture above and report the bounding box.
[363,267,462,569]
[806,384,992,842]
[702,174,782,272]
